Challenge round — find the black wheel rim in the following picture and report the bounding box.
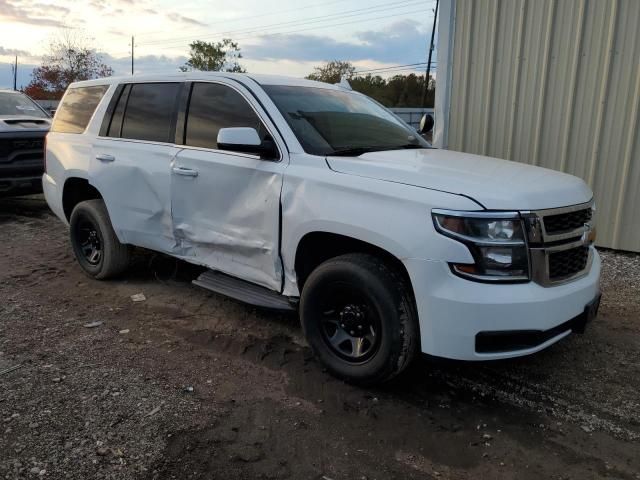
[317,282,381,363]
[76,218,102,266]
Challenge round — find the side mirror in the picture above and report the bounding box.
[418,113,434,134]
[217,127,278,160]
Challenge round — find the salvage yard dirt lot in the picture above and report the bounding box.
[1,195,639,480]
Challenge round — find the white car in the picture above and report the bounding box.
[43,73,601,384]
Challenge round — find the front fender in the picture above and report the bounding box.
[280,158,479,296]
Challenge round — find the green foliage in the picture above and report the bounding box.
[307,61,435,108]
[306,60,356,84]
[180,39,245,73]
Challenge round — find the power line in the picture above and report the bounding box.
[139,0,430,48]
[352,64,438,78]
[148,7,434,53]
[136,0,352,40]
[355,62,428,74]
[140,0,429,46]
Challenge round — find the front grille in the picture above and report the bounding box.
[548,246,589,280]
[524,201,594,286]
[543,208,592,234]
[0,137,45,163]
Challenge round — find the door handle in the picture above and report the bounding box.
[172,166,199,177]
[95,154,115,162]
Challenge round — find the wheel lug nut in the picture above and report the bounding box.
[350,331,355,335]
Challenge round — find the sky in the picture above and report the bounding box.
[0,0,438,89]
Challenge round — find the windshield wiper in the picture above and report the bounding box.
[329,143,428,157]
[380,143,428,151]
[329,146,380,157]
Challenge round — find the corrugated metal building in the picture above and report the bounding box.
[435,0,640,252]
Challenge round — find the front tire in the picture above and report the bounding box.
[69,199,130,279]
[300,253,419,385]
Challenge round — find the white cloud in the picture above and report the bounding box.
[243,20,430,64]
[0,0,70,27]
[101,52,187,76]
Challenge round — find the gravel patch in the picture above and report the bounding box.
[598,248,640,314]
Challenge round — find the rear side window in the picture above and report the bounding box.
[121,83,179,143]
[51,85,109,134]
[185,82,266,149]
[104,84,131,138]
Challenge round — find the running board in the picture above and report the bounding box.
[193,270,295,311]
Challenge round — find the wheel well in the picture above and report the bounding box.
[62,178,102,221]
[294,232,414,295]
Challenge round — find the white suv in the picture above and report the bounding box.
[44,73,601,384]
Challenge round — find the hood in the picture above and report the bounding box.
[326,148,592,210]
[0,116,51,133]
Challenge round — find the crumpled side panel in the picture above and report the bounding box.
[171,150,283,292]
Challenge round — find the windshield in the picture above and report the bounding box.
[263,85,429,156]
[0,91,49,118]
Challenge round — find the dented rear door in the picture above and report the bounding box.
[89,81,182,253]
[170,81,286,291]
[90,138,180,253]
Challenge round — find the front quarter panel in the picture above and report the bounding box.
[281,153,481,296]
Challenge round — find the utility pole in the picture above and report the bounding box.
[12,56,17,90]
[421,0,439,108]
[131,36,135,75]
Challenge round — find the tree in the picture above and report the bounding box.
[180,39,245,73]
[24,30,113,100]
[305,60,355,84]
[306,61,436,108]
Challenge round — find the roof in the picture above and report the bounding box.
[68,72,342,90]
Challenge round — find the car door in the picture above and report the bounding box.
[171,80,286,291]
[90,82,182,253]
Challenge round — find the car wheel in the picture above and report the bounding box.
[300,253,419,385]
[69,199,130,279]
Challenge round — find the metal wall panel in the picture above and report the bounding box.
[437,0,640,252]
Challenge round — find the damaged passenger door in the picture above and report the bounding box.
[170,81,286,291]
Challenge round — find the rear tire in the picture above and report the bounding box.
[300,253,419,385]
[69,199,130,279]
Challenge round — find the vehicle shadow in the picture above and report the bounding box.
[0,194,52,222]
[123,246,570,407]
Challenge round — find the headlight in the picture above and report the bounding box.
[432,210,529,282]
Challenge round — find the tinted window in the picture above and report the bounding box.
[51,85,109,134]
[263,85,429,156]
[121,83,179,143]
[185,83,266,149]
[0,91,48,118]
[105,84,130,138]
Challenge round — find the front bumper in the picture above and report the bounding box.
[0,175,43,196]
[405,247,601,360]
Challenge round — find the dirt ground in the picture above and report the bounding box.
[1,195,639,480]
